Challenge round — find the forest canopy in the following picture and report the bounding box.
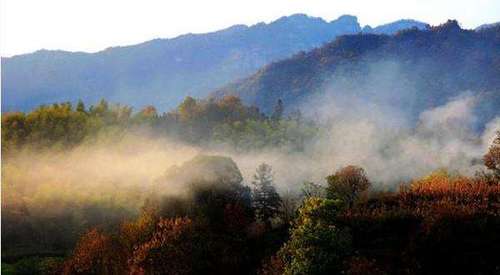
[2,97,499,274]
[1,96,318,154]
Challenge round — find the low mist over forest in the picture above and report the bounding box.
[2,18,500,275]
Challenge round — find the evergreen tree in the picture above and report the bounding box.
[76,100,86,113]
[251,163,282,227]
[271,99,284,121]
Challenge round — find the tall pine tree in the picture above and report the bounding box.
[252,163,282,227]
[271,99,284,121]
[76,99,86,113]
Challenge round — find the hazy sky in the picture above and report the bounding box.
[1,0,499,57]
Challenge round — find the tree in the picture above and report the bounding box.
[301,181,325,199]
[326,165,370,207]
[76,100,86,113]
[23,103,89,147]
[133,105,158,124]
[278,197,351,275]
[141,105,158,117]
[178,96,198,122]
[90,99,109,117]
[158,155,253,229]
[217,95,244,122]
[62,228,127,275]
[252,163,282,227]
[484,131,500,180]
[128,218,194,275]
[271,99,284,121]
[1,112,27,151]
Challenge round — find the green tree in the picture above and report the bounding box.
[25,103,89,147]
[1,112,28,152]
[251,163,282,227]
[279,197,351,275]
[178,96,198,122]
[76,100,86,113]
[90,99,109,117]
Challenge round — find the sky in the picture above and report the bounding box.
[1,0,499,57]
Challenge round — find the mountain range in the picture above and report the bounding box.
[1,14,429,112]
[215,20,500,125]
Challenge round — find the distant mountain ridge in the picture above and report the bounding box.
[475,21,500,31]
[362,19,429,34]
[214,20,500,124]
[2,14,429,112]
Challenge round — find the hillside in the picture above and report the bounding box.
[214,21,500,124]
[1,14,428,112]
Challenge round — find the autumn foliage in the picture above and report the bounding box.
[129,218,194,275]
[337,170,500,274]
[326,165,371,207]
[62,229,127,275]
[2,99,499,274]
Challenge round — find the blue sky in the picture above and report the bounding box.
[1,0,499,57]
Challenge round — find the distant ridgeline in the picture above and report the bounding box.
[1,14,428,112]
[214,20,500,125]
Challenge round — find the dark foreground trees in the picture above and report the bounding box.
[60,155,283,275]
[260,163,500,275]
[7,154,500,275]
[3,99,499,274]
